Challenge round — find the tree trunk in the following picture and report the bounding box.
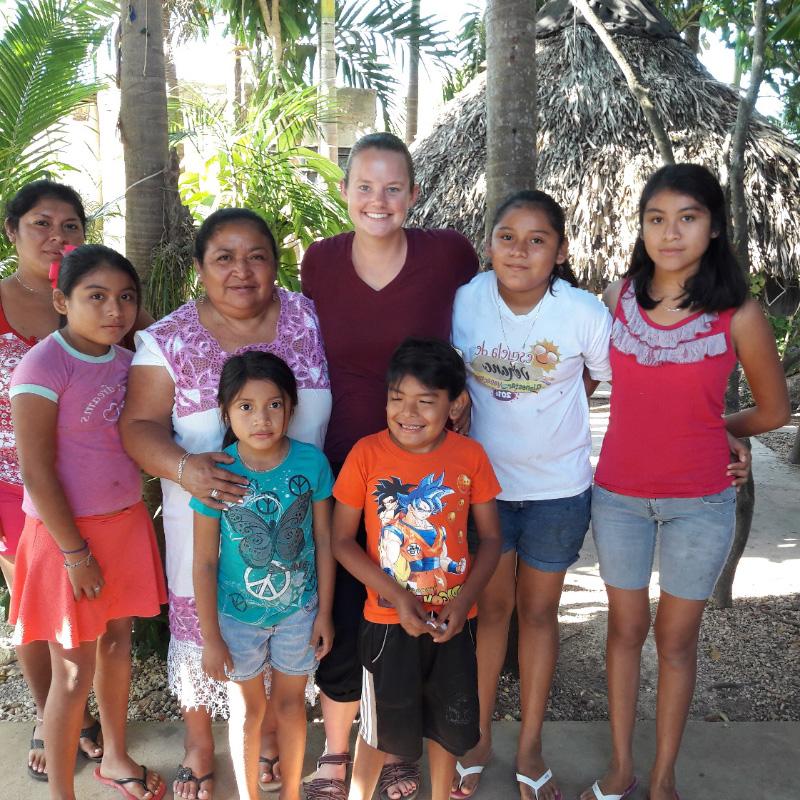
[485,0,538,242]
[712,0,766,609]
[683,2,702,54]
[258,0,282,68]
[789,426,800,465]
[405,0,420,145]
[319,0,338,164]
[119,0,169,283]
[571,0,674,165]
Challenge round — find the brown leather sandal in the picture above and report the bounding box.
[304,752,351,800]
[379,761,421,800]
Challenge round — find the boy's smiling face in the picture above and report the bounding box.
[387,374,460,454]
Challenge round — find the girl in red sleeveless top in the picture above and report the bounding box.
[581,165,789,800]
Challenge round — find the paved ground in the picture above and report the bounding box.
[0,719,797,798]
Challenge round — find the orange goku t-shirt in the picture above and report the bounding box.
[334,429,501,624]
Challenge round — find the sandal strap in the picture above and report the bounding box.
[79,719,102,742]
[304,776,348,800]
[378,761,421,793]
[113,765,149,790]
[316,752,351,768]
[516,769,553,796]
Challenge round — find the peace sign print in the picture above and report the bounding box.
[289,475,311,497]
[244,566,291,602]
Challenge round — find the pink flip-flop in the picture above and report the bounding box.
[93,765,166,800]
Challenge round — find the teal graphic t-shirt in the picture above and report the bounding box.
[190,439,334,627]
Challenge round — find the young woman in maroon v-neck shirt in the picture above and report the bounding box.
[301,133,479,800]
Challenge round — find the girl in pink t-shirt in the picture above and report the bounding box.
[10,244,167,800]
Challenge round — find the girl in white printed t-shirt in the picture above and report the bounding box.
[450,191,612,800]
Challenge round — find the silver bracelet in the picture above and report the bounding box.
[64,552,93,569]
[176,452,191,488]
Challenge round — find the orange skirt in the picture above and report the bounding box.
[9,501,167,649]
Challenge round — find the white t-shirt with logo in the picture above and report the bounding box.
[452,272,612,501]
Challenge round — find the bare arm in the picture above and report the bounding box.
[726,299,790,437]
[582,366,600,398]
[331,500,429,637]
[432,498,501,643]
[602,278,625,316]
[119,364,246,509]
[192,510,232,681]
[311,497,335,659]
[12,394,104,600]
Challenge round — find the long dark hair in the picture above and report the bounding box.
[489,190,579,294]
[627,164,747,311]
[218,351,298,448]
[4,179,86,234]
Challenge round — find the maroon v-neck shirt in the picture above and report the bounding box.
[302,228,478,465]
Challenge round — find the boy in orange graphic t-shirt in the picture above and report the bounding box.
[332,338,502,800]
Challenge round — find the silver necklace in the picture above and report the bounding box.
[496,288,546,353]
[238,440,288,473]
[13,271,48,294]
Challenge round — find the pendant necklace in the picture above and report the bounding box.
[496,288,546,354]
[238,440,289,473]
[14,271,49,294]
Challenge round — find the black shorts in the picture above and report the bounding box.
[316,460,367,703]
[358,618,479,760]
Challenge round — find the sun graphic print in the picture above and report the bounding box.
[531,339,560,372]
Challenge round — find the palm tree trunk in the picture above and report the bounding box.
[571,0,674,165]
[258,0,282,68]
[485,0,538,242]
[711,0,766,609]
[405,0,420,144]
[119,0,169,283]
[319,0,338,164]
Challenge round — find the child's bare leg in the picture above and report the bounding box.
[94,617,163,799]
[429,740,457,800]
[175,706,215,800]
[348,736,386,800]
[45,639,96,800]
[260,698,281,785]
[227,675,267,800]
[271,670,309,800]
[317,691,359,779]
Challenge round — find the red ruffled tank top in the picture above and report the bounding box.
[595,281,737,498]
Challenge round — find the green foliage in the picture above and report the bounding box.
[442,3,486,102]
[0,0,114,240]
[132,609,170,659]
[749,273,800,360]
[146,82,350,311]
[207,0,453,130]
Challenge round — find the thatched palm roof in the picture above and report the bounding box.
[408,0,800,288]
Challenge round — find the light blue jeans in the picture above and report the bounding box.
[591,485,736,601]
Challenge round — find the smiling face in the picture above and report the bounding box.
[342,148,419,239]
[386,374,458,454]
[54,264,139,356]
[225,378,291,461]
[641,190,717,281]
[488,205,567,310]
[5,197,85,279]
[195,221,277,316]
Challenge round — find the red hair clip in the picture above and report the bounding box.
[49,244,78,288]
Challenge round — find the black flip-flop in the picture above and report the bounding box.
[78,719,104,762]
[258,755,282,792]
[28,728,48,782]
[174,764,214,797]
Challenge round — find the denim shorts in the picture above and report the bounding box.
[591,485,736,601]
[218,600,318,681]
[495,488,591,572]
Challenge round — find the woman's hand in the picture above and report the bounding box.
[201,636,234,682]
[65,556,105,602]
[726,432,751,490]
[181,452,249,509]
[310,612,334,660]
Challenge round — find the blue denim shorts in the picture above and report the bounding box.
[496,487,591,572]
[591,485,736,601]
[218,600,318,681]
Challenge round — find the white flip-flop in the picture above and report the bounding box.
[450,761,485,799]
[587,776,639,800]
[516,769,562,799]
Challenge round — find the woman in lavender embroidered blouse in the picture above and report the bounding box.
[120,209,331,799]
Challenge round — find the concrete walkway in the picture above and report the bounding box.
[0,719,797,798]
